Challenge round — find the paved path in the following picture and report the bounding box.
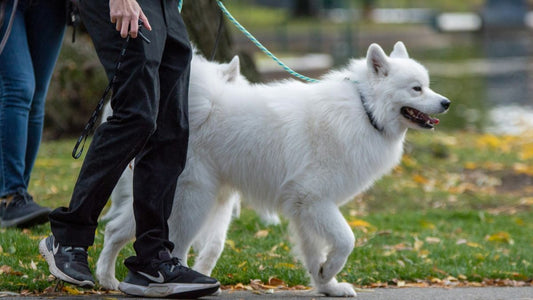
[206,287,533,300]
[2,287,532,299]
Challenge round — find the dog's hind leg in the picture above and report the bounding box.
[191,188,237,275]
[101,166,133,221]
[168,165,219,269]
[96,204,135,290]
[287,200,356,297]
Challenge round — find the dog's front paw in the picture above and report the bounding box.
[97,275,120,291]
[317,281,356,297]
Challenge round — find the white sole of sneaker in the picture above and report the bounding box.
[118,281,220,298]
[38,238,95,288]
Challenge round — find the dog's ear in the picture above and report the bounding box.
[367,43,389,77]
[223,55,241,82]
[390,41,409,59]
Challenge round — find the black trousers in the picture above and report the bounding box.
[49,0,191,270]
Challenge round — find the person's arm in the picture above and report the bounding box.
[109,0,152,39]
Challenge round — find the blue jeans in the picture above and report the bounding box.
[0,0,66,197]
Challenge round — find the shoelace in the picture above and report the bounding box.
[158,257,190,273]
[65,246,90,267]
[10,189,34,207]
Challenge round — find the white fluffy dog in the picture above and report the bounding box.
[97,42,450,297]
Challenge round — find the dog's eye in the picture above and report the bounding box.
[412,86,422,92]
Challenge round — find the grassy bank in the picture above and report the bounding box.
[0,130,532,294]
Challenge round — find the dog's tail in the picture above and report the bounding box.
[188,57,216,131]
[188,54,244,131]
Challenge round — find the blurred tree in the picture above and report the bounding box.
[361,0,375,21]
[292,0,321,17]
[182,0,261,82]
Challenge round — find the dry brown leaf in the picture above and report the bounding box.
[268,277,286,287]
[254,230,269,238]
[425,237,441,244]
[0,265,13,275]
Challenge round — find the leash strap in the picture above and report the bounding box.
[210,7,224,61]
[72,21,151,159]
[215,0,319,83]
[72,36,130,159]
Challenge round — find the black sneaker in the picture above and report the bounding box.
[39,235,95,288]
[119,250,220,298]
[0,188,50,228]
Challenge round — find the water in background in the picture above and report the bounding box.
[238,1,533,135]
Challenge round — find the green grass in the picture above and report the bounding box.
[1,130,532,293]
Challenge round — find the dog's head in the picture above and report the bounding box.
[362,42,450,132]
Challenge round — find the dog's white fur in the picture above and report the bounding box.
[96,42,449,297]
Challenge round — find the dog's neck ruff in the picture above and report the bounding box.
[359,92,384,133]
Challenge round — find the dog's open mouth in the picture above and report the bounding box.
[401,107,440,129]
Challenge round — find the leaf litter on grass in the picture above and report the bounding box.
[2,131,533,296]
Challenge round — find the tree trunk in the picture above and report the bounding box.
[292,0,320,18]
[182,0,261,82]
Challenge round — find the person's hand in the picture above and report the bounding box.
[109,0,152,39]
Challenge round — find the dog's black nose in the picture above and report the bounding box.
[441,99,451,110]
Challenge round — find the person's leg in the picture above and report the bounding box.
[0,1,35,198]
[118,1,219,298]
[24,0,66,186]
[47,0,166,248]
[42,0,167,287]
[0,0,50,228]
[125,8,191,270]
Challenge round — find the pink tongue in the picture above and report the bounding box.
[430,117,440,125]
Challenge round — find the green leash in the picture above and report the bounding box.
[216,1,319,83]
[177,0,319,83]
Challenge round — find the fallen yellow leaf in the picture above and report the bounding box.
[486,232,514,244]
[62,286,82,295]
[464,162,477,169]
[348,219,372,228]
[275,262,296,269]
[401,155,418,167]
[225,239,241,252]
[513,163,533,176]
[413,174,429,185]
[420,220,435,230]
[466,242,483,248]
[519,143,533,160]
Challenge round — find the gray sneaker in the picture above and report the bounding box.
[39,235,95,288]
[0,189,50,228]
[119,250,220,298]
